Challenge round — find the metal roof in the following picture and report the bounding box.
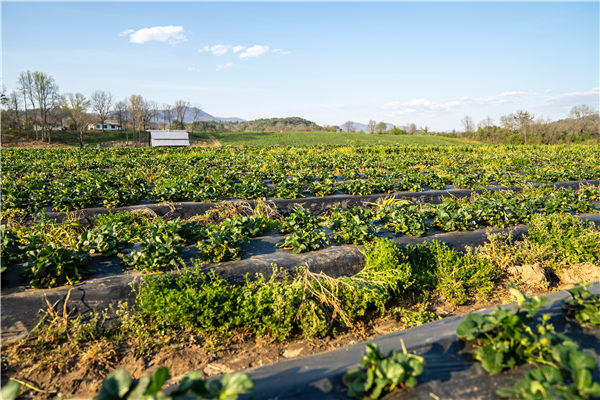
[149,130,190,147]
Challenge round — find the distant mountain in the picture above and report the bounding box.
[156,107,245,123]
[340,121,396,132]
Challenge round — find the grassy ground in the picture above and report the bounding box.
[207,131,471,146]
[2,130,471,148]
[1,130,149,147]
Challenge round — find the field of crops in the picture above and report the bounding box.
[2,145,600,219]
[2,144,600,399]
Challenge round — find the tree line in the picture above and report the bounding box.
[0,70,203,147]
[458,107,599,144]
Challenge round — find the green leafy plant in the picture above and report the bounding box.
[328,207,378,245]
[564,284,600,326]
[120,233,185,272]
[21,244,91,288]
[497,344,600,399]
[343,342,425,399]
[278,228,326,253]
[456,286,559,374]
[94,366,253,400]
[280,207,323,233]
[77,223,133,257]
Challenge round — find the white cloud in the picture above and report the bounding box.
[545,87,600,103]
[216,62,233,71]
[201,44,230,56]
[123,25,187,44]
[200,44,289,59]
[239,45,270,59]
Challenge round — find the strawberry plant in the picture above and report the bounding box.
[329,207,379,245]
[280,207,323,233]
[76,223,133,257]
[21,244,91,288]
[497,344,600,399]
[343,342,425,399]
[433,199,478,231]
[342,180,374,196]
[564,285,600,326]
[278,227,326,253]
[197,230,245,263]
[308,178,337,196]
[120,233,185,272]
[456,286,570,374]
[94,366,253,400]
[273,181,305,199]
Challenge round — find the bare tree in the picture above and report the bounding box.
[461,115,474,133]
[408,123,417,134]
[62,93,91,148]
[128,95,144,145]
[367,120,376,134]
[163,103,172,129]
[112,100,128,143]
[342,121,355,132]
[8,91,21,132]
[173,99,190,129]
[90,90,114,134]
[31,71,59,143]
[376,121,387,134]
[191,104,203,131]
[17,71,35,136]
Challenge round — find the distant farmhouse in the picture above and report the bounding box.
[87,120,122,131]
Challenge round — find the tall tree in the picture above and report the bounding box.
[342,121,355,132]
[408,123,417,134]
[173,100,190,129]
[31,71,59,143]
[90,90,114,134]
[367,120,376,134]
[8,91,21,132]
[17,71,35,136]
[461,115,474,133]
[163,103,173,129]
[113,100,128,144]
[61,93,91,148]
[376,121,387,134]
[128,95,144,145]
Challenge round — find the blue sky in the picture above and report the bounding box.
[2,1,599,130]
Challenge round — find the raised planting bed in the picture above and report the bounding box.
[236,282,600,399]
[12,179,600,227]
[2,211,599,399]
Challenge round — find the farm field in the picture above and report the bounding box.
[1,144,600,399]
[201,131,471,146]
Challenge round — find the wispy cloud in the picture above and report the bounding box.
[239,45,270,59]
[200,44,289,59]
[121,25,187,44]
[545,87,600,103]
[216,62,233,71]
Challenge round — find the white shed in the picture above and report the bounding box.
[149,130,190,147]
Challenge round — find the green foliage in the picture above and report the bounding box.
[77,223,133,257]
[94,366,253,400]
[432,242,500,305]
[564,285,600,326]
[497,345,600,399]
[457,286,564,374]
[21,244,91,288]
[280,207,323,233]
[433,199,478,231]
[361,239,412,292]
[197,230,244,263]
[526,213,600,265]
[329,207,378,245]
[120,233,185,272]
[377,202,428,237]
[278,228,326,253]
[344,342,425,399]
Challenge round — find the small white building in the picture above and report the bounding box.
[149,130,190,147]
[88,120,122,131]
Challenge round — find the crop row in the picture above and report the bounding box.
[2,185,599,289]
[2,145,600,218]
[3,213,599,399]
